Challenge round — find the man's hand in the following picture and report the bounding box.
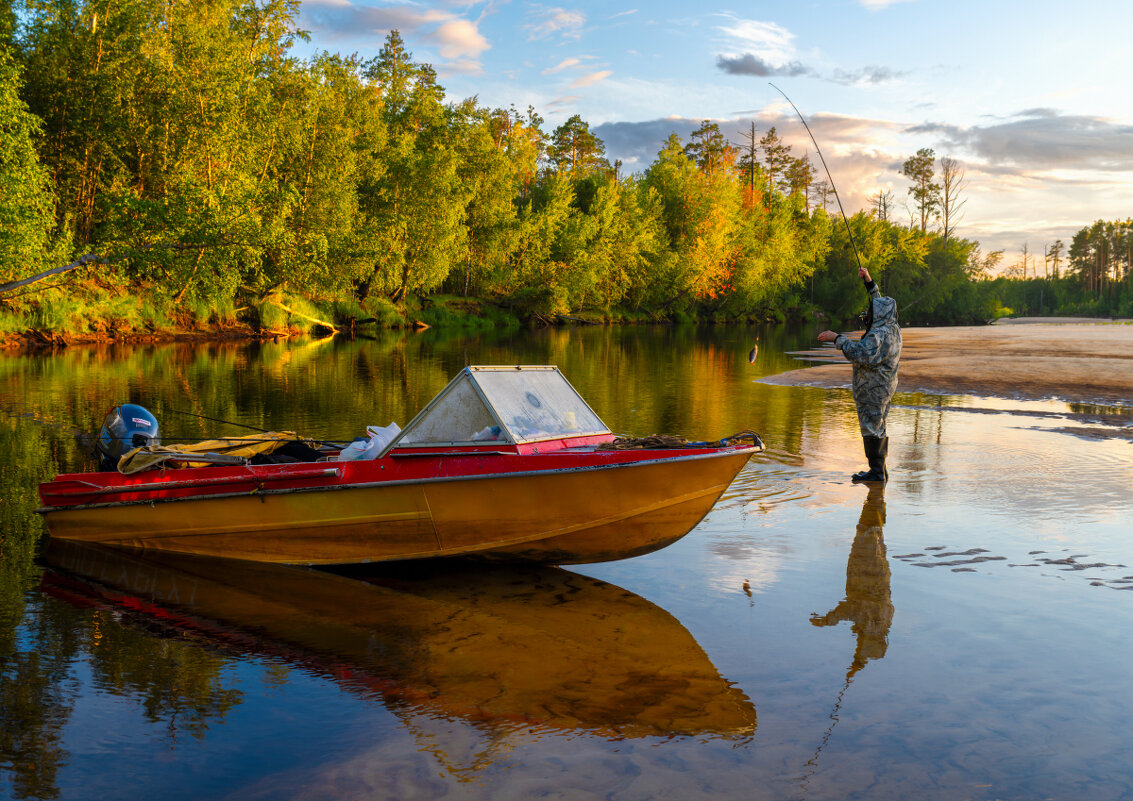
[817,330,839,343]
[859,266,872,283]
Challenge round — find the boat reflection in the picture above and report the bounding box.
[41,540,756,741]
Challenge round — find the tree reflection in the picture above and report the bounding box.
[82,613,244,742]
[0,417,81,801]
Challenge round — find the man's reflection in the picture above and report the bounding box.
[811,485,893,677]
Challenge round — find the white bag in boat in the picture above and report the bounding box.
[338,423,401,461]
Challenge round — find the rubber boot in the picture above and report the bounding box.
[852,436,887,483]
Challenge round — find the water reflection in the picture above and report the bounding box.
[41,541,756,749]
[810,485,893,678]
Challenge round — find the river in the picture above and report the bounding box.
[2,325,1132,801]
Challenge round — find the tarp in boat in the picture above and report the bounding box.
[117,432,305,475]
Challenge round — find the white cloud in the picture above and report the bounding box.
[715,15,797,66]
[525,6,586,40]
[570,70,612,89]
[543,57,582,75]
[430,18,490,62]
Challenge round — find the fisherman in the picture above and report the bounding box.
[817,266,901,482]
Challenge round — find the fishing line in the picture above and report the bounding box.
[769,83,865,275]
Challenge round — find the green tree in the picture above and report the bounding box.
[547,114,609,177]
[901,147,938,233]
[759,126,793,199]
[0,47,57,280]
[357,30,465,300]
[683,120,736,176]
[786,153,816,211]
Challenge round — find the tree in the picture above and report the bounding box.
[736,121,761,204]
[357,30,465,300]
[683,120,735,176]
[759,126,792,199]
[547,114,608,177]
[901,148,939,232]
[870,190,894,222]
[785,153,816,210]
[938,156,967,242]
[813,180,832,213]
[0,48,57,279]
[1046,240,1065,279]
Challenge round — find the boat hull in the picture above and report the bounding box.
[39,448,753,565]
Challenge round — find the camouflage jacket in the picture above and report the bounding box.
[834,283,901,405]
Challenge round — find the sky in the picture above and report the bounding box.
[296,0,1133,265]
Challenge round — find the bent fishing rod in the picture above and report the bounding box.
[769,83,866,276]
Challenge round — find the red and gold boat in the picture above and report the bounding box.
[38,366,761,565]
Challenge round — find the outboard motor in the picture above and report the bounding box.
[96,404,160,472]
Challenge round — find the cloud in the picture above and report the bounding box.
[609,9,638,19]
[543,57,582,74]
[570,70,612,89]
[712,14,902,86]
[715,16,796,64]
[547,95,582,110]
[525,6,586,40]
[298,1,489,73]
[716,54,812,77]
[300,2,428,38]
[592,118,701,167]
[430,18,490,61]
[829,65,905,85]
[907,110,1133,171]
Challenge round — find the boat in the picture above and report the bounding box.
[41,540,757,741]
[37,365,762,565]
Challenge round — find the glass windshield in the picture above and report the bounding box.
[397,373,504,445]
[472,367,608,443]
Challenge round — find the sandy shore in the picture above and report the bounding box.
[759,321,1133,404]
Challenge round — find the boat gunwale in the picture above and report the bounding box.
[36,445,761,515]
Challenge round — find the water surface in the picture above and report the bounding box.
[2,325,1131,801]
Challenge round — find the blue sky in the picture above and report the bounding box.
[297,0,1133,263]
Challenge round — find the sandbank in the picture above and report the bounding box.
[759,321,1133,405]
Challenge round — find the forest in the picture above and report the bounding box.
[0,0,1130,341]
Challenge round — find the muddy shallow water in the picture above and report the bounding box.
[2,325,1131,801]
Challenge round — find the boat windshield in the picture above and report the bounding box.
[392,366,609,448]
[473,367,608,443]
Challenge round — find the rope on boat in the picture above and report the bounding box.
[598,430,763,450]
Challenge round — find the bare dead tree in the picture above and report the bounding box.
[736,122,760,205]
[938,156,967,242]
[870,190,894,222]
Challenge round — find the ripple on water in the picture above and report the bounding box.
[891,545,1133,590]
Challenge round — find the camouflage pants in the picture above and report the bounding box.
[854,391,892,439]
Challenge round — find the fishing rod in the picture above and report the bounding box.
[168,409,271,433]
[769,83,866,276]
[167,409,349,448]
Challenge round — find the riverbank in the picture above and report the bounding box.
[759,321,1133,405]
